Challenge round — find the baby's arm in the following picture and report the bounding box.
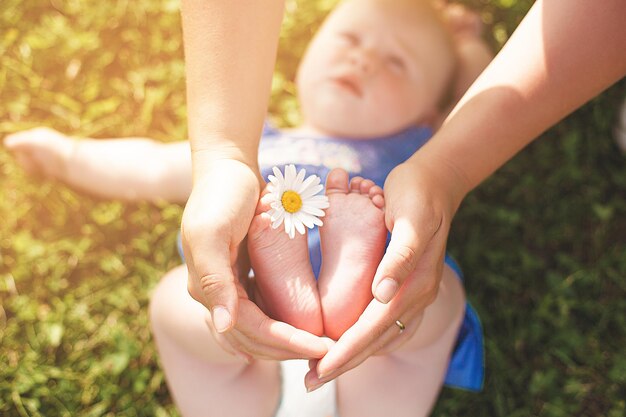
[4,128,192,203]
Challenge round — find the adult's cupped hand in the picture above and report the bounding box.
[304,156,466,389]
[182,157,328,361]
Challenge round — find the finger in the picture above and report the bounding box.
[313,269,440,383]
[372,216,429,303]
[228,300,329,359]
[182,223,240,333]
[313,300,398,380]
[203,302,311,362]
[304,311,422,392]
[227,328,318,361]
[319,301,427,379]
[203,313,252,364]
[376,310,424,354]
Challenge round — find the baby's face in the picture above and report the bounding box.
[297,0,454,138]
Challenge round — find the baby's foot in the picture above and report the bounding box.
[318,169,387,340]
[248,192,324,336]
[4,127,75,179]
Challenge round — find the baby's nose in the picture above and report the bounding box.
[348,48,381,75]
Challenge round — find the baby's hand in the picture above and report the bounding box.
[4,127,75,179]
[440,2,484,39]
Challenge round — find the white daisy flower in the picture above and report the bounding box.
[266,164,330,239]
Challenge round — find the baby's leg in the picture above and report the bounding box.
[336,265,466,417]
[149,265,281,417]
[248,193,324,336]
[4,127,192,203]
[317,169,387,340]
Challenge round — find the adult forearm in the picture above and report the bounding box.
[181,0,285,179]
[414,0,626,204]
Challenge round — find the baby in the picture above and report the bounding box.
[5,0,491,415]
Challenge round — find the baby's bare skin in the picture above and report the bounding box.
[318,169,387,340]
[4,127,75,179]
[248,195,324,336]
[4,127,192,202]
[248,168,387,340]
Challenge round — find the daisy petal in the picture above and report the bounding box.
[293,168,306,190]
[296,212,317,229]
[300,184,324,199]
[301,205,326,217]
[298,174,320,194]
[266,165,331,239]
[294,217,305,235]
[272,166,285,182]
[306,198,330,209]
[307,194,330,205]
[285,164,297,189]
[284,213,293,236]
[269,209,284,228]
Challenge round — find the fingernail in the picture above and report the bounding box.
[317,369,335,380]
[235,351,251,365]
[212,306,232,333]
[375,278,399,303]
[306,382,325,393]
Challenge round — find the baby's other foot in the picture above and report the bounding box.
[318,169,387,340]
[248,192,323,336]
[4,127,75,179]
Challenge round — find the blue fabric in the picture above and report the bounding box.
[443,255,485,392]
[179,123,485,392]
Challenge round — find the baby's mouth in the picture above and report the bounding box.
[330,76,362,97]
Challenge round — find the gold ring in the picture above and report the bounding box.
[395,320,405,333]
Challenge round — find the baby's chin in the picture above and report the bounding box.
[301,97,428,139]
[306,115,422,140]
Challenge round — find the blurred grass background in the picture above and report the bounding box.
[1,0,624,416]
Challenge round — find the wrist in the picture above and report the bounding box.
[405,149,471,216]
[191,146,262,186]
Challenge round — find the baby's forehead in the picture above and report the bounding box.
[324,0,443,39]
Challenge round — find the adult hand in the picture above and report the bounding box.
[205,278,330,362]
[305,155,468,386]
[181,156,328,360]
[181,157,260,333]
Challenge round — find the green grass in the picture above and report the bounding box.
[1,0,625,416]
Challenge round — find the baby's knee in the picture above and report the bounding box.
[149,265,189,338]
[395,267,466,354]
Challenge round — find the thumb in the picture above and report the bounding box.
[183,233,240,333]
[372,217,430,304]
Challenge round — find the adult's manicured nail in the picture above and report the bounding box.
[306,382,325,393]
[375,278,399,303]
[212,306,232,333]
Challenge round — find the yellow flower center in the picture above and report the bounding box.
[281,190,302,213]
